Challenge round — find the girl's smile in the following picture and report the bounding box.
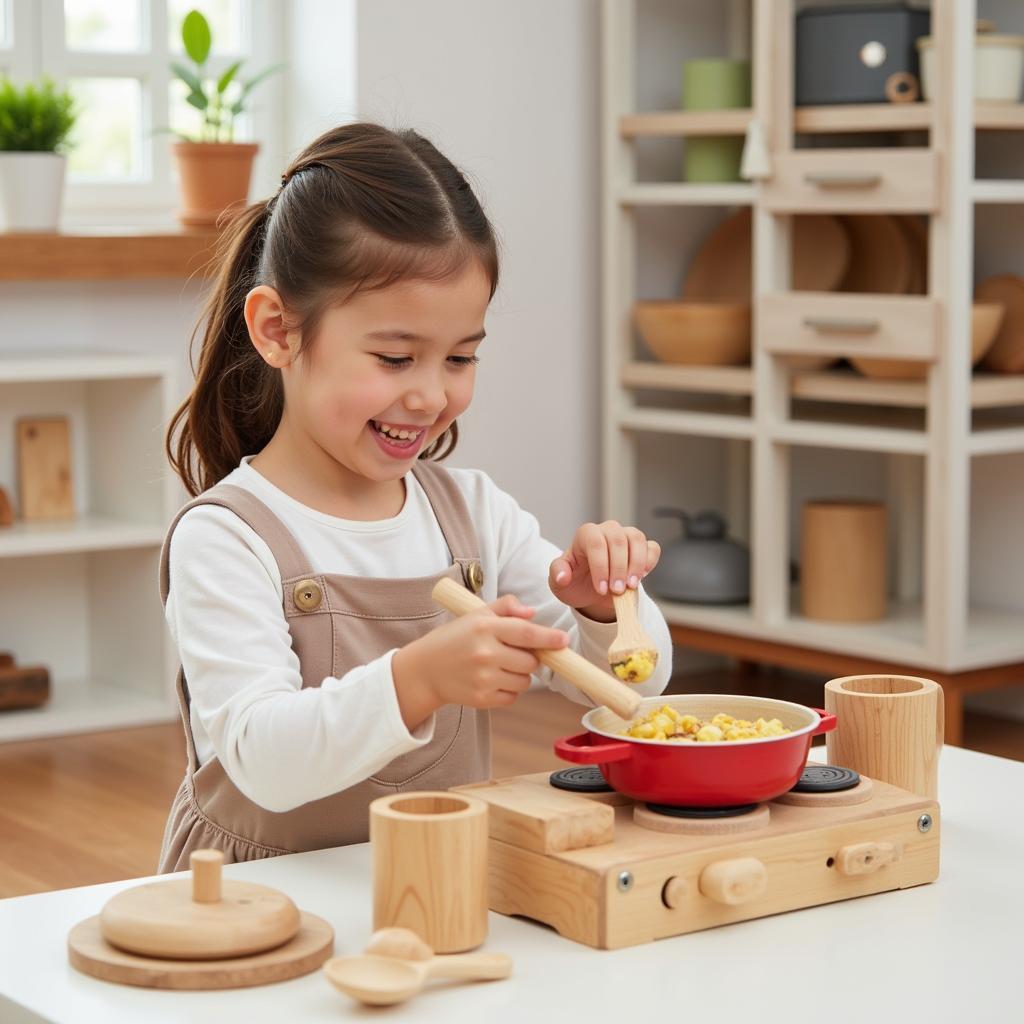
[368,419,430,459]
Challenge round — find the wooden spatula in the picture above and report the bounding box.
[608,588,658,683]
[432,577,641,720]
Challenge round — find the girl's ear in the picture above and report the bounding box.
[244,285,299,367]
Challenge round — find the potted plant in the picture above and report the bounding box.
[0,77,76,232]
[170,9,282,226]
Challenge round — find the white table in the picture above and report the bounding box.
[0,745,1019,1023]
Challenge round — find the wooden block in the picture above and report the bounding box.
[0,652,14,668]
[0,486,14,526]
[454,777,615,853]
[16,416,74,521]
[0,665,50,710]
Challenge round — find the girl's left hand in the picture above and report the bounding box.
[548,520,661,619]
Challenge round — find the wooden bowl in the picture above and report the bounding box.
[976,275,1024,373]
[851,302,1005,380]
[633,301,751,366]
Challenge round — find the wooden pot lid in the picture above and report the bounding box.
[975,274,1024,373]
[69,912,333,990]
[681,208,850,301]
[837,214,911,294]
[99,849,300,960]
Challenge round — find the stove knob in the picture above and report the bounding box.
[699,857,767,906]
[661,876,688,909]
[834,841,903,876]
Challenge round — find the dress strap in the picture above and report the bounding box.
[411,461,484,592]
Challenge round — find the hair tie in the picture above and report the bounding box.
[280,172,288,186]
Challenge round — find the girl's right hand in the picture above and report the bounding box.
[392,595,570,729]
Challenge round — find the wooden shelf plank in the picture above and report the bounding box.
[621,361,754,395]
[0,226,219,281]
[619,103,1024,139]
[619,183,754,206]
[791,369,1024,410]
[620,109,752,137]
[619,407,753,440]
[0,351,172,383]
[0,517,166,559]
[772,418,927,455]
[972,179,1024,204]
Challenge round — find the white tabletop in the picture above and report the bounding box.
[0,745,1020,1023]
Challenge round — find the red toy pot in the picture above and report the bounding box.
[554,693,837,807]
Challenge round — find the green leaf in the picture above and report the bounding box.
[170,61,204,95]
[217,60,244,95]
[0,76,78,152]
[181,10,211,65]
[186,88,208,113]
[238,62,285,101]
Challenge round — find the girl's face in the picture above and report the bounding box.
[280,261,491,485]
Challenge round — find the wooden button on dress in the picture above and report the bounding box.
[467,561,484,594]
[293,579,323,612]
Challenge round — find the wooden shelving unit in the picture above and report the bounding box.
[0,352,179,741]
[0,226,219,281]
[602,0,1024,745]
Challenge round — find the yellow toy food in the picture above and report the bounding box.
[620,705,791,743]
[611,649,658,683]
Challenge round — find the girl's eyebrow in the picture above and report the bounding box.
[365,329,486,344]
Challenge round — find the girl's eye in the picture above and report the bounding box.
[375,354,480,369]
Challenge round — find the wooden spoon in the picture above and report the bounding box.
[323,950,512,1007]
[432,577,642,719]
[608,587,659,683]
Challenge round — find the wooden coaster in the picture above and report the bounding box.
[773,775,874,807]
[68,911,334,990]
[633,803,770,835]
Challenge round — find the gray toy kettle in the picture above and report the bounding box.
[646,507,750,605]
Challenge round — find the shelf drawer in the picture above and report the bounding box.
[760,149,939,213]
[759,292,939,361]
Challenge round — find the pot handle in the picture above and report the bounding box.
[554,732,634,765]
[811,708,837,737]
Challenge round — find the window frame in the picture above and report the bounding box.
[2,0,285,224]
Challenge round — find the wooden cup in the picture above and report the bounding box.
[370,792,489,954]
[824,674,944,800]
[800,501,887,622]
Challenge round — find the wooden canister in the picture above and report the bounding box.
[824,675,943,800]
[800,500,887,621]
[370,791,488,953]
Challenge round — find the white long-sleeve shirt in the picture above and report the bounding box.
[165,457,673,811]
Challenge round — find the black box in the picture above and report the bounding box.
[795,2,931,106]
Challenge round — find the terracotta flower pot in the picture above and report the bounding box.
[172,141,259,227]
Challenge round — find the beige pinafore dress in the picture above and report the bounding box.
[157,460,490,873]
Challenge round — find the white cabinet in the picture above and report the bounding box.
[0,353,179,741]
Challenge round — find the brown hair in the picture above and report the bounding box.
[167,122,500,497]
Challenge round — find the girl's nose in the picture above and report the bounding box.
[404,376,447,415]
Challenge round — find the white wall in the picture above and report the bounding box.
[355,0,601,549]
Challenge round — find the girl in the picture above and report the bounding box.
[159,122,672,871]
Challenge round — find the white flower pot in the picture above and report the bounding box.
[918,34,1024,102]
[0,152,67,232]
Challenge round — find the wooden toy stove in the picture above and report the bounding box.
[454,763,940,950]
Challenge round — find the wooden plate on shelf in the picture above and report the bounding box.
[975,274,1024,373]
[896,214,928,295]
[681,208,850,300]
[837,215,911,294]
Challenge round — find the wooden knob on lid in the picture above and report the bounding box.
[190,849,222,903]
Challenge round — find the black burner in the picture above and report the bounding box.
[549,766,613,793]
[645,802,760,819]
[791,764,860,793]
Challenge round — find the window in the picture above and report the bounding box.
[0,0,284,222]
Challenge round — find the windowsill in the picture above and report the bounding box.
[0,225,221,281]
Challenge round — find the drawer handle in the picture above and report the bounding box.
[699,857,767,905]
[803,316,880,335]
[804,172,882,189]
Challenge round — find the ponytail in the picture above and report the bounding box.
[167,198,280,496]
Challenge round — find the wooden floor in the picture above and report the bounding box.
[1,666,1021,899]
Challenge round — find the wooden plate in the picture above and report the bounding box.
[896,215,928,295]
[682,208,850,300]
[837,215,911,294]
[68,911,334,990]
[975,274,1024,373]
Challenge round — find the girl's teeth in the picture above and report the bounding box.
[375,422,421,441]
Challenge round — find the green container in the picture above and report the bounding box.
[681,58,751,183]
